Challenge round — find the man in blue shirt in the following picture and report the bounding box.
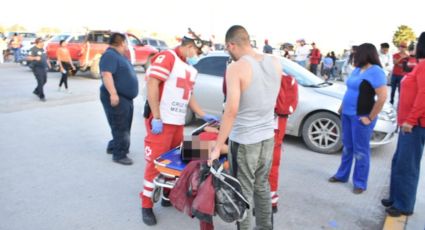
[27,37,51,101]
[99,33,139,165]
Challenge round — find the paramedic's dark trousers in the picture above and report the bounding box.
[389,126,425,213]
[32,66,47,99]
[229,138,274,230]
[100,92,133,161]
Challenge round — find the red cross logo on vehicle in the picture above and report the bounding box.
[176,70,194,100]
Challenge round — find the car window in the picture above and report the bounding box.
[159,41,167,47]
[149,39,158,47]
[20,33,36,38]
[280,58,324,86]
[88,33,110,43]
[51,34,70,42]
[69,35,85,43]
[194,56,229,77]
[127,35,142,46]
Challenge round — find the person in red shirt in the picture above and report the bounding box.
[390,42,409,104]
[381,32,425,217]
[140,30,218,226]
[309,42,321,75]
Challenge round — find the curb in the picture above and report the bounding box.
[383,215,407,230]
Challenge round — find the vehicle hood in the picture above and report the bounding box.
[312,83,346,100]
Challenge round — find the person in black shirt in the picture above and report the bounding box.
[27,37,51,101]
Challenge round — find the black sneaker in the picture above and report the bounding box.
[113,156,133,165]
[161,198,172,207]
[381,198,393,207]
[386,206,413,217]
[106,149,113,154]
[40,97,46,102]
[142,208,157,226]
[272,206,278,214]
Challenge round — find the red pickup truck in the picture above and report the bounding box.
[45,34,86,71]
[46,31,158,78]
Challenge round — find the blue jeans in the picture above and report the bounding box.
[390,74,403,104]
[100,91,134,160]
[296,60,306,68]
[12,48,20,62]
[334,114,376,190]
[389,126,425,213]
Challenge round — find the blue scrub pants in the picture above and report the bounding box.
[334,114,376,190]
[389,126,425,213]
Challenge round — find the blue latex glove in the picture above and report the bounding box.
[202,114,220,123]
[151,118,163,134]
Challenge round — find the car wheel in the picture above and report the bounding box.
[301,112,342,154]
[185,108,194,125]
[90,56,101,79]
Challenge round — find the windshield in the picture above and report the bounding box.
[280,57,324,87]
[51,34,70,42]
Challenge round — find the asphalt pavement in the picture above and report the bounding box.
[0,63,424,230]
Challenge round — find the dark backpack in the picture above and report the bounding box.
[275,74,299,116]
[210,160,249,223]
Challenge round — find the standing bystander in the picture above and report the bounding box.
[99,33,138,165]
[329,43,387,194]
[390,41,409,105]
[381,32,425,217]
[309,42,321,75]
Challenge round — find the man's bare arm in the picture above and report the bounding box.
[147,77,162,119]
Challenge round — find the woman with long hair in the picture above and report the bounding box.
[329,43,387,194]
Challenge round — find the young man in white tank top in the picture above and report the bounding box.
[209,25,282,230]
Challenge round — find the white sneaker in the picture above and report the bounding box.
[57,87,61,92]
[65,89,72,94]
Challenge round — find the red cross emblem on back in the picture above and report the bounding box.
[176,70,195,100]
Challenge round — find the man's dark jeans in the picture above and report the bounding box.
[100,92,134,160]
[309,63,318,75]
[32,66,47,99]
[390,74,404,104]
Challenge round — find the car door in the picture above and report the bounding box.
[193,55,229,116]
[67,35,85,61]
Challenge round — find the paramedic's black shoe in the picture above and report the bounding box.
[161,198,172,207]
[381,198,393,207]
[113,156,133,165]
[272,206,278,214]
[142,208,157,226]
[386,207,413,217]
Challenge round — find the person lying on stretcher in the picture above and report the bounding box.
[181,123,228,161]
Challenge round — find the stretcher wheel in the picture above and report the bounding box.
[152,187,161,203]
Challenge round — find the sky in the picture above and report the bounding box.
[1,0,424,53]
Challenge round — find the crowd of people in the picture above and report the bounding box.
[1,26,424,229]
[95,25,425,230]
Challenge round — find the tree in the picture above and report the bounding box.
[393,25,416,47]
[8,24,27,32]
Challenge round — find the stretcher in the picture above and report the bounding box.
[152,122,226,203]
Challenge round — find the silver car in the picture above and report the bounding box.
[189,52,397,154]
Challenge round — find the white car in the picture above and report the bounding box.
[189,52,397,154]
